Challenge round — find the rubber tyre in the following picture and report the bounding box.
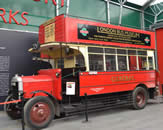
[4,95,21,120]
[132,87,148,110]
[24,96,55,129]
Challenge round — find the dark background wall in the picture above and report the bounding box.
[0,29,38,110]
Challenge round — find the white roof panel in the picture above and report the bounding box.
[127,0,148,6]
[151,0,163,5]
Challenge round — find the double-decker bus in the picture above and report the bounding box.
[4,15,158,129]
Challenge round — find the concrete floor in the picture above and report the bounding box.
[1,100,163,130]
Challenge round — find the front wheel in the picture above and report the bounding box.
[4,95,21,120]
[24,96,55,129]
[132,87,148,110]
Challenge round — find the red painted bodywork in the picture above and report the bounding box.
[22,69,62,100]
[156,28,163,95]
[39,24,45,45]
[79,70,156,96]
[22,69,156,99]
[39,15,155,50]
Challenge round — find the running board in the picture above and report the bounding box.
[63,93,133,116]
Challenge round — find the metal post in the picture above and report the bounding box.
[154,14,157,23]
[21,93,25,130]
[118,0,127,26]
[56,0,59,16]
[119,0,123,25]
[60,43,63,69]
[141,10,145,30]
[84,93,88,122]
[66,0,70,16]
[154,30,158,71]
[106,0,110,24]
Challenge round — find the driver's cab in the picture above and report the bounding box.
[30,42,87,102]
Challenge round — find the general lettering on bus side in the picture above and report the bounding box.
[111,76,135,82]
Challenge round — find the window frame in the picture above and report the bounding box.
[87,46,155,72]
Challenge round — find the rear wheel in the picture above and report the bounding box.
[24,96,55,129]
[132,87,148,109]
[4,95,21,120]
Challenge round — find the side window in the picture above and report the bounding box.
[128,50,137,71]
[105,55,116,71]
[148,57,154,70]
[118,56,127,71]
[88,47,104,71]
[138,57,147,70]
[64,56,75,68]
[105,48,116,71]
[129,56,137,70]
[105,48,116,54]
[89,54,104,71]
[57,58,64,68]
[117,49,127,54]
[76,54,85,67]
[147,51,155,70]
[117,49,127,71]
[88,47,103,53]
[138,51,147,70]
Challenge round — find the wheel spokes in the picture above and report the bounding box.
[30,102,50,124]
[136,92,145,105]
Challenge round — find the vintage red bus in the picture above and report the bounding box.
[4,15,158,129]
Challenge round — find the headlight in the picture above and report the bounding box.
[11,74,23,99]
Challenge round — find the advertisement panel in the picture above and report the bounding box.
[78,24,151,46]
